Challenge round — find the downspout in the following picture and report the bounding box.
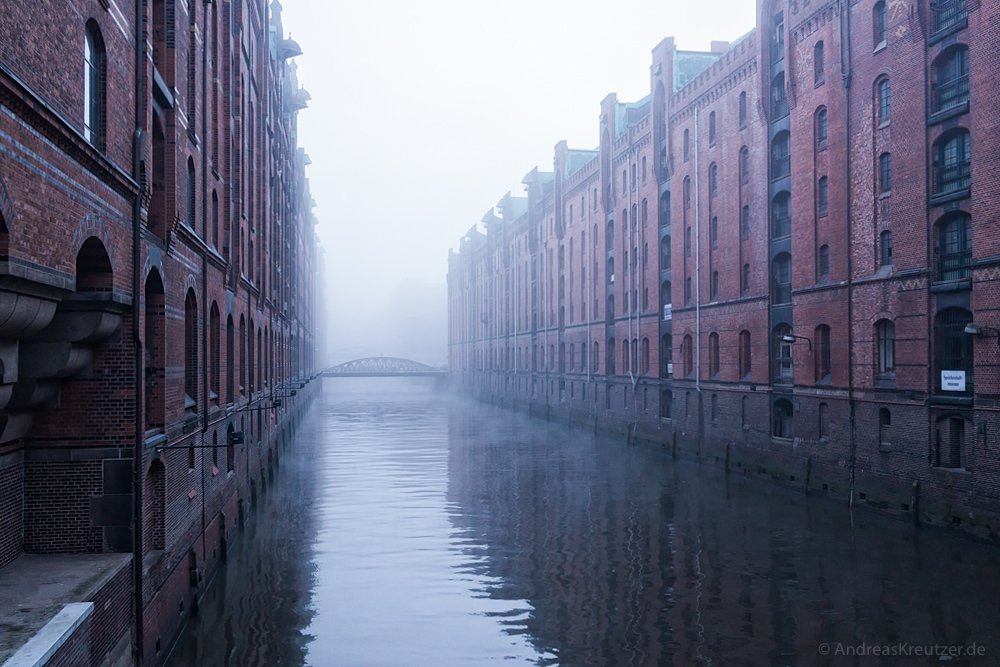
[200,0,210,566]
[131,0,146,662]
[587,191,592,384]
[841,0,857,509]
[694,105,703,448]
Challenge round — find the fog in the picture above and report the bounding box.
[280,0,756,368]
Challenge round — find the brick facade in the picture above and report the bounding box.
[0,0,322,664]
[449,0,1000,539]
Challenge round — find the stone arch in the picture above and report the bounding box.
[76,236,113,292]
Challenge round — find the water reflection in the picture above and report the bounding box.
[170,382,1000,666]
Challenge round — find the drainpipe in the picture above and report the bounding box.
[587,192,592,384]
[131,0,146,662]
[841,0,857,509]
[694,105,703,449]
[200,0,211,566]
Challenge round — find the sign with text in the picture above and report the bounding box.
[941,370,967,392]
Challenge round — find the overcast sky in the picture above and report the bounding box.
[279,0,757,364]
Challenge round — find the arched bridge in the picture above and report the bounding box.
[322,357,448,378]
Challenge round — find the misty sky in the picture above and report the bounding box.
[280,1,756,364]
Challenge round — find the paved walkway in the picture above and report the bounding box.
[0,553,131,664]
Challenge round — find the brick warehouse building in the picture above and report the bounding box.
[0,0,321,664]
[449,0,1000,538]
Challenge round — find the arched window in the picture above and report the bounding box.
[661,389,673,419]
[739,330,751,379]
[84,21,106,149]
[876,319,896,377]
[815,324,831,382]
[771,72,787,117]
[144,270,166,429]
[816,107,829,149]
[211,190,219,249]
[935,415,966,469]
[879,230,893,267]
[771,131,790,180]
[660,280,672,318]
[709,162,718,196]
[772,253,792,304]
[774,399,794,439]
[934,307,973,395]
[818,245,830,281]
[661,334,673,378]
[710,216,718,248]
[683,128,690,161]
[708,110,717,145]
[933,129,971,196]
[937,213,971,280]
[239,315,246,395]
[641,338,650,374]
[659,192,671,227]
[814,41,825,85]
[879,408,892,446]
[742,263,750,294]
[879,153,892,194]
[739,91,747,128]
[772,192,791,238]
[874,1,888,47]
[607,257,614,284]
[606,220,614,250]
[210,303,220,401]
[226,315,234,402]
[76,237,113,292]
[683,176,691,209]
[187,157,196,228]
[682,335,694,378]
[933,45,969,113]
[774,323,793,383]
[184,289,198,411]
[709,332,720,378]
[876,78,891,124]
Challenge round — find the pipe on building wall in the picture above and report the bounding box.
[130,0,145,662]
[841,0,858,508]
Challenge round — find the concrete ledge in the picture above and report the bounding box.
[1,602,93,667]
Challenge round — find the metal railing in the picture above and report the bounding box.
[934,159,971,195]
[933,75,969,113]
[938,249,972,281]
[933,0,968,33]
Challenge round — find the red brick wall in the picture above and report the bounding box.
[0,454,23,567]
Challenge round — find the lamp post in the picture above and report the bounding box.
[781,333,813,350]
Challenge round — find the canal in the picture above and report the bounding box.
[168,379,1000,666]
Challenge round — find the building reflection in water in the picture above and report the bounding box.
[445,403,1000,666]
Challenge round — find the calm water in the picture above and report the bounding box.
[169,379,1000,666]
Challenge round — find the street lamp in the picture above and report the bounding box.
[781,333,812,350]
[965,323,1000,345]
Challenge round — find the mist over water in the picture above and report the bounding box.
[170,379,1000,665]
